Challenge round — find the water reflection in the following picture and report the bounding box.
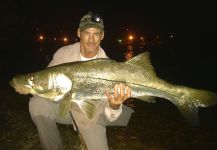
[124,45,134,60]
[123,44,149,108]
[123,44,147,61]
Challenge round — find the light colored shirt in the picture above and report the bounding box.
[48,42,122,129]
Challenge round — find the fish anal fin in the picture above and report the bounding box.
[175,88,217,126]
[177,104,199,126]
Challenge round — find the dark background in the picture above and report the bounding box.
[1,0,217,91]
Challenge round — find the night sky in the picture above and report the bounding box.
[1,0,217,90]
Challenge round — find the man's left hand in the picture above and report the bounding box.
[105,83,131,110]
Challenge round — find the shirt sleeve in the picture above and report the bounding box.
[48,48,66,67]
[104,103,123,122]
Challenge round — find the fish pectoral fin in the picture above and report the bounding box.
[59,100,72,117]
[76,100,95,120]
[58,92,74,117]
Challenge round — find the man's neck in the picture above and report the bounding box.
[80,50,99,58]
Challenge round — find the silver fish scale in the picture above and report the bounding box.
[72,59,152,86]
[72,77,117,101]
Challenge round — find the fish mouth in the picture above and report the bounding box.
[10,79,31,95]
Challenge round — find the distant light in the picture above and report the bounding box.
[128,35,134,40]
[54,37,57,41]
[39,35,44,40]
[63,37,68,42]
[117,39,122,43]
[170,34,174,38]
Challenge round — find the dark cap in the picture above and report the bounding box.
[79,11,104,31]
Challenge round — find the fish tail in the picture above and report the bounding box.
[175,87,217,126]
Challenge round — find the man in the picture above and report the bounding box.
[29,11,133,150]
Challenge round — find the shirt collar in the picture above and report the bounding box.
[80,53,98,61]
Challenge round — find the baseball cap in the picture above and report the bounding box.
[79,11,104,31]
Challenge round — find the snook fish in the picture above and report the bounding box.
[10,52,217,126]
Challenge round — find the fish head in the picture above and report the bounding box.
[10,70,72,102]
[10,73,39,95]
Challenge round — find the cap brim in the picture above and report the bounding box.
[79,23,103,31]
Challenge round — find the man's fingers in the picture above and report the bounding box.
[106,84,132,105]
[119,84,125,98]
[114,84,119,99]
[105,90,112,101]
[124,86,131,100]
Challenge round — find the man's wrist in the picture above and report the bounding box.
[105,103,123,122]
[108,103,122,110]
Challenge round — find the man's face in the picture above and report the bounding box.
[78,27,104,54]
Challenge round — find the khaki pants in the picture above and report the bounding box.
[29,96,109,150]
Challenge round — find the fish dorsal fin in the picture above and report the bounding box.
[125,52,156,76]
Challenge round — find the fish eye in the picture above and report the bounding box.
[28,76,35,86]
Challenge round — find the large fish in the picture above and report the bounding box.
[10,52,217,126]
